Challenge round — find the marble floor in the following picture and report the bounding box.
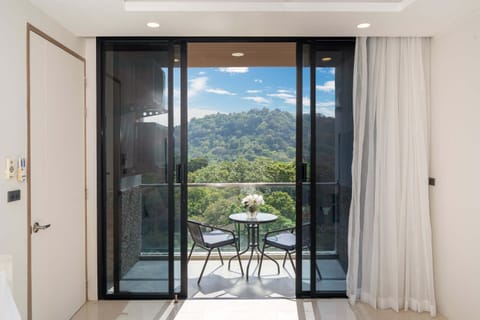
[76,257,444,319]
[188,256,296,298]
[72,299,445,320]
[187,256,346,298]
[118,256,346,297]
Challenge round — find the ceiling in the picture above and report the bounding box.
[188,42,296,67]
[29,0,480,37]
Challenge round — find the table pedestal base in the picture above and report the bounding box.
[228,223,280,280]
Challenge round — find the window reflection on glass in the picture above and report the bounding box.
[103,42,172,295]
[314,47,354,294]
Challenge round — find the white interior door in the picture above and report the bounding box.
[29,31,86,320]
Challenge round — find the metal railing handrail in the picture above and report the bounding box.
[137,181,338,188]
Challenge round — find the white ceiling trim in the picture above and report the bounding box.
[124,0,417,12]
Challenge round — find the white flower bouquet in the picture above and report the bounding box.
[242,194,265,218]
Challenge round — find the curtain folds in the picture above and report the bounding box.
[347,37,436,316]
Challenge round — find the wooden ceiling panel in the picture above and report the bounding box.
[188,42,296,67]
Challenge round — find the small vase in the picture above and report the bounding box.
[247,208,258,219]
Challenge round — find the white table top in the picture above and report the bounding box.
[229,212,278,224]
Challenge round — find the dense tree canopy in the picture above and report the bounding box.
[184,108,335,234]
[188,108,296,162]
[188,157,295,183]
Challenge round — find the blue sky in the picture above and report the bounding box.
[185,66,336,122]
[152,66,336,126]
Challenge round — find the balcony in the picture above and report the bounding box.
[111,182,346,296]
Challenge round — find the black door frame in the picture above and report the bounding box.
[296,39,355,298]
[96,38,188,299]
[96,37,354,300]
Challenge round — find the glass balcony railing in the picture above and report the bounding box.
[135,182,341,256]
[187,183,296,253]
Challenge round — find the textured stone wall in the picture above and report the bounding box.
[120,187,143,277]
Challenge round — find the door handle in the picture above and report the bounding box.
[32,222,51,233]
[299,162,308,182]
[176,164,183,183]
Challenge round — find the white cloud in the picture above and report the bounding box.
[316,80,335,92]
[198,71,206,75]
[316,101,336,117]
[189,76,208,97]
[317,101,335,107]
[246,89,261,94]
[285,98,296,105]
[318,67,335,75]
[267,91,312,107]
[303,96,311,106]
[268,92,296,105]
[268,93,295,99]
[173,88,181,98]
[189,77,236,97]
[151,107,223,126]
[218,67,249,73]
[254,79,263,83]
[205,88,236,95]
[267,89,299,105]
[189,77,237,97]
[317,108,335,117]
[243,96,270,104]
[277,89,293,94]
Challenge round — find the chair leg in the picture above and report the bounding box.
[315,262,322,280]
[234,242,244,276]
[217,248,224,265]
[287,251,296,272]
[188,243,196,261]
[282,251,288,267]
[198,249,212,285]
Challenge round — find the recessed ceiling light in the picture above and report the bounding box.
[232,52,245,57]
[174,58,180,62]
[357,23,371,29]
[322,57,332,62]
[147,22,160,28]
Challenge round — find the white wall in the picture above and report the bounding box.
[0,1,84,318]
[430,12,480,320]
[84,38,98,301]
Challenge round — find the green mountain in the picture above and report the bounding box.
[183,108,339,229]
[188,108,296,162]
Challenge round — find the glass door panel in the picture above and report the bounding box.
[173,43,187,296]
[298,43,312,293]
[313,42,354,295]
[297,40,354,297]
[99,39,186,298]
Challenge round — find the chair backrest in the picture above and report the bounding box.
[187,220,205,246]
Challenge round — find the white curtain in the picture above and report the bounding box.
[347,37,436,316]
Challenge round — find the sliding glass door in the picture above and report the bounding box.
[97,37,353,299]
[296,40,354,297]
[98,39,187,298]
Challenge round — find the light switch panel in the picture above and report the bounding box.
[5,158,15,179]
